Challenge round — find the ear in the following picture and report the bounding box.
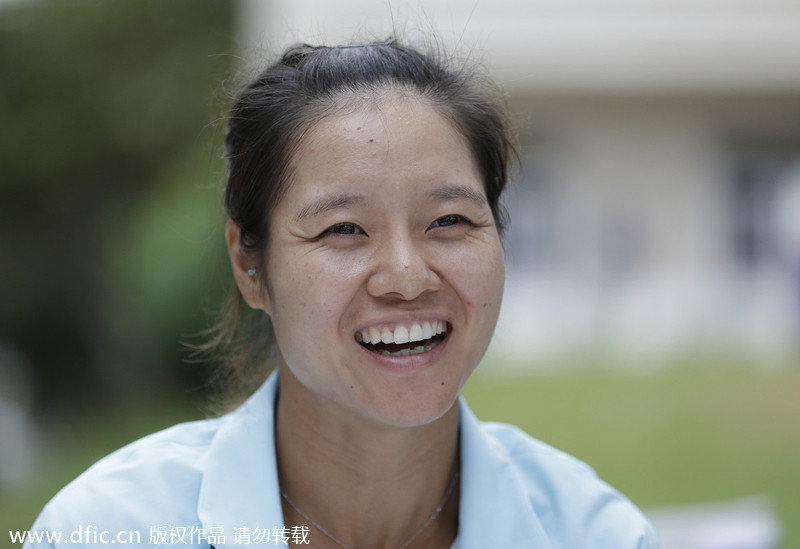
[226,219,271,313]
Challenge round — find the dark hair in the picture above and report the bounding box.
[201,38,515,408]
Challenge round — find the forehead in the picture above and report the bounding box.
[269,97,485,223]
[290,94,476,182]
[311,93,455,138]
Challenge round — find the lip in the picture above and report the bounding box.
[355,323,451,373]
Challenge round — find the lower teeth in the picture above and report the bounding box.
[378,342,436,357]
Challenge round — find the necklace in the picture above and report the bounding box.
[280,471,459,549]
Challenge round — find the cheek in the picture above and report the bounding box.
[454,245,505,310]
[268,253,366,339]
[488,252,506,304]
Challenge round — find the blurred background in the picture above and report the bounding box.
[1,0,798,547]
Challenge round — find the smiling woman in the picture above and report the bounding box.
[236,95,505,430]
[24,39,659,549]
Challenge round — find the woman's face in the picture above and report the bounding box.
[259,95,505,428]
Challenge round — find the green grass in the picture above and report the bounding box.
[4,364,799,546]
[463,363,800,546]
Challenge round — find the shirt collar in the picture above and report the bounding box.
[198,372,283,548]
[458,399,554,548]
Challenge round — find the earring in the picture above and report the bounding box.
[247,267,257,277]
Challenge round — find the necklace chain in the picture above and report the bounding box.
[280,471,459,549]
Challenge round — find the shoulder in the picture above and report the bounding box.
[26,416,226,548]
[479,420,606,491]
[477,421,659,548]
[26,374,283,549]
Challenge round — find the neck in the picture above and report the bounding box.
[275,368,460,549]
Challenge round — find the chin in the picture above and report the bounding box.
[354,379,463,429]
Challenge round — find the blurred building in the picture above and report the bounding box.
[239,0,800,367]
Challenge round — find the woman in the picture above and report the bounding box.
[25,39,658,548]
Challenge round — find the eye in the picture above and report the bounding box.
[429,214,470,229]
[321,222,365,237]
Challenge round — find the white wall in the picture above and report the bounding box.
[240,0,800,93]
[492,96,800,366]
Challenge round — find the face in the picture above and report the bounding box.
[243,95,504,428]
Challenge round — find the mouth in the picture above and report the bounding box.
[355,320,449,357]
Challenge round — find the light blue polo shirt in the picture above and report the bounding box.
[24,373,659,548]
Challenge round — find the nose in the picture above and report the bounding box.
[367,234,441,300]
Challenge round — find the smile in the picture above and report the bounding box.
[355,321,448,357]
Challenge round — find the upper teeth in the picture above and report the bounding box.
[357,321,447,345]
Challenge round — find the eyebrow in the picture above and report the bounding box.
[426,184,488,206]
[293,184,487,222]
[293,193,367,222]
